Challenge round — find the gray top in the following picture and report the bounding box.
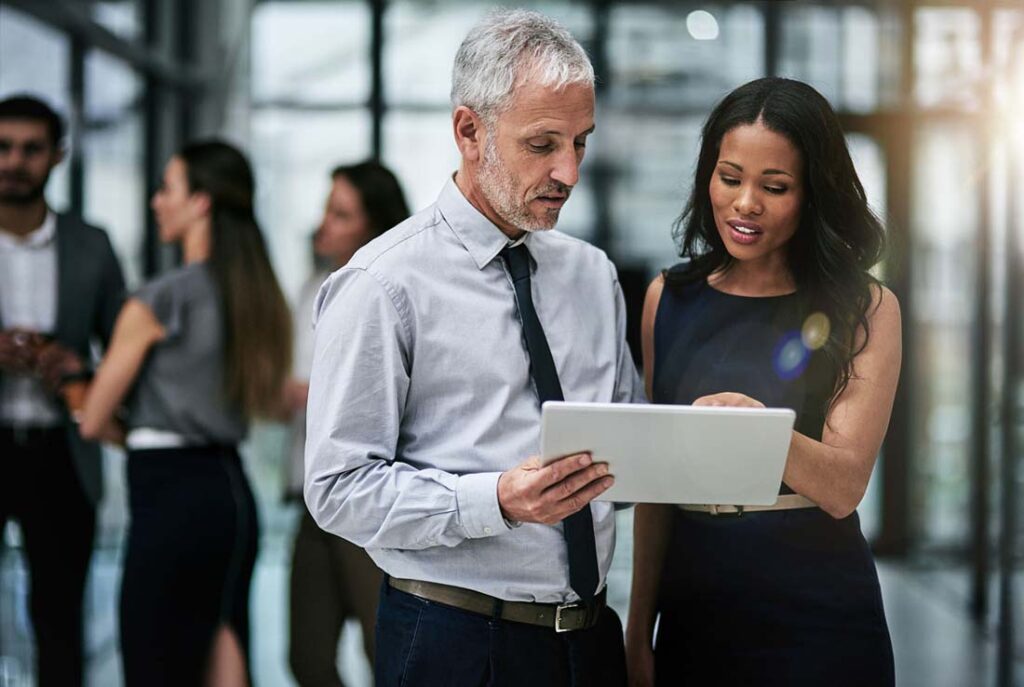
[127,262,247,445]
[304,178,644,604]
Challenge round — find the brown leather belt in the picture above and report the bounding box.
[388,577,605,633]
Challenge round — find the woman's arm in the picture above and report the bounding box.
[77,298,165,441]
[781,286,901,518]
[625,276,675,685]
[694,285,902,519]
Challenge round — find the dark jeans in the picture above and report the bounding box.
[375,579,627,687]
[0,426,96,687]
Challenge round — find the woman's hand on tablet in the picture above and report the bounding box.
[692,392,765,409]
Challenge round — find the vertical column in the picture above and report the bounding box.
[370,0,385,161]
[969,0,994,624]
[875,0,915,558]
[996,54,1021,684]
[589,0,612,253]
[763,1,781,78]
[69,35,85,218]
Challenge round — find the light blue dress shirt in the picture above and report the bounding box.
[304,178,644,603]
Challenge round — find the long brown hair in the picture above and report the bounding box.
[669,78,885,412]
[179,140,292,418]
[330,160,411,237]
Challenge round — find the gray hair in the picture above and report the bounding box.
[451,9,594,123]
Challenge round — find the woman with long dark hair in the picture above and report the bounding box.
[76,140,292,686]
[284,160,410,686]
[624,78,900,685]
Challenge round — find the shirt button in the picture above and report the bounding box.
[483,527,492,535]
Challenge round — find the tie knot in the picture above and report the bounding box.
[501,243,531,282]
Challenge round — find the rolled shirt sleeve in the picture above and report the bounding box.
[304,267,508,551]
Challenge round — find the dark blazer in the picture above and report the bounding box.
[0,212,126,505]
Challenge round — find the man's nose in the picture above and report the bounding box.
[549,147,580,188]
[0,148,24,167]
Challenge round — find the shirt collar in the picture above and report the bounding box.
[0,210,57,251]
[436,176,531,270]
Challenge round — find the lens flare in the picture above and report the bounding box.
[774,331,810,381]
[801,312,831,350]
[686,10,720,41]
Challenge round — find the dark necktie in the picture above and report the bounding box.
[501,243,600,601]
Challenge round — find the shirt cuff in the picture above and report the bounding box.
[456,471,509,539]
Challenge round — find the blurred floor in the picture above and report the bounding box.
[0,510,1022,687]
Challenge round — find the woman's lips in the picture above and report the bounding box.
[727,219,763,245]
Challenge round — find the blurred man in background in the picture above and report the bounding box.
[0,94,124,687]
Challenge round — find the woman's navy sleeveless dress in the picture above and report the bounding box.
[651,267,895,686]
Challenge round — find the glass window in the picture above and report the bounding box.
[82,51,146,289]
[90,0,142,42]
[603,113,703,269]
[840,7,881,113]
[251,1,370,106]
[914,7,983,110]
[607,4,763,110]
[779,5,843,106]
[909,121,979,549]
[250,109,372,300]
[0,5,71,211]
[385,1,593,106]
[778,5,884,113]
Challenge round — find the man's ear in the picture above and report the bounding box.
[453,106,486,163]
[51,146,66,168]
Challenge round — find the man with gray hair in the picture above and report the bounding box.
[305,9,641,685]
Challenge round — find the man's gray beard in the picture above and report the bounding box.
[477,136,559,232]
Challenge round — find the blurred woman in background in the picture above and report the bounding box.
[76,140,291,687]
[286,160,409,687]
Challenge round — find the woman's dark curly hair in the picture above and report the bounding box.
[667,77,886,410]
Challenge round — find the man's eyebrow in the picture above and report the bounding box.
[528,125,596,137]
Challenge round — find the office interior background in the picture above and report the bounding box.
[0,0,1023,684]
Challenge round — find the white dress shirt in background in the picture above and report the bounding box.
[0,211,61,426]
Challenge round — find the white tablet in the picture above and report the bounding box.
[540,401,797,505]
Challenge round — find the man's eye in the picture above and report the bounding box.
[528,144,552,153]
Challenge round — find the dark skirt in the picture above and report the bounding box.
[654,507,894,687]
[120,446,259,687]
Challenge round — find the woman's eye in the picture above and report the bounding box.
[718,175,740,186]
[764,185,787,195]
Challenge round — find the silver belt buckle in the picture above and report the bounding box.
[708,504,744,517]
[554,602,582,633]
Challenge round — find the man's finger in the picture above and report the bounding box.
[552,475,614,519]
[535,452,592,487]
[543,462,609,503]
